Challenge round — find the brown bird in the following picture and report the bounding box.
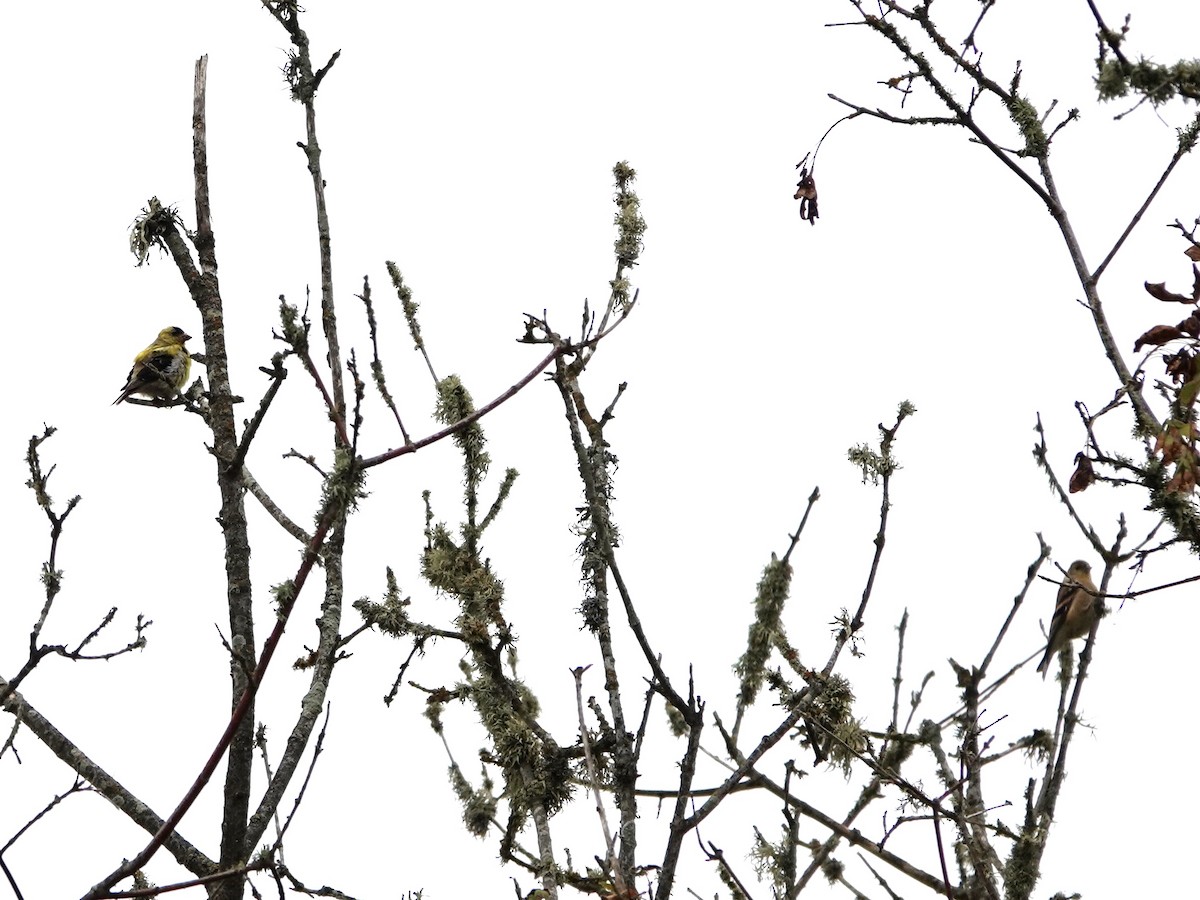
[1037,560,1099,679]
[113,326,192,405]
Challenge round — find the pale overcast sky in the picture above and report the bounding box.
[2,2,1197,897]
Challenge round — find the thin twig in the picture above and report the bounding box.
[572,667,627,899]
[360,345,565,469]
[82,501,338,898]
[1091,122,1200,283]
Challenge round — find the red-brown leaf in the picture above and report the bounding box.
[1145,281,1193,303]
[1166,463,1197,494]
[1133,324,1184,351]
[1069,453,1095,494]
[1165,349,1195,382]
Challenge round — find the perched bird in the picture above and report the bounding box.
[1037,560,1099,679]
[113,326,193,405]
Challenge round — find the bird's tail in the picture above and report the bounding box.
[1036,650,1052,680]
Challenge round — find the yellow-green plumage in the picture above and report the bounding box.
[113,326,192,405]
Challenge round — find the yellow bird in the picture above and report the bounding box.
[113,326,193,405]
[1036,560,1099,679]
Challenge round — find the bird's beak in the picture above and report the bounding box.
[183,333,193,342]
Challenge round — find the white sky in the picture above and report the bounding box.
[2,1,1198,897]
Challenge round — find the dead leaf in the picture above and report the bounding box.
[1133,324,1184,351]
[1145,281,1193,303]
[1069,453,1095,493]
[794,176,817,201]
[1165,348,1195,382]
[1154,428,1170,456]
[1166,459,1197,494]
[1186,243,1200,262]
[794,167,819,225]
